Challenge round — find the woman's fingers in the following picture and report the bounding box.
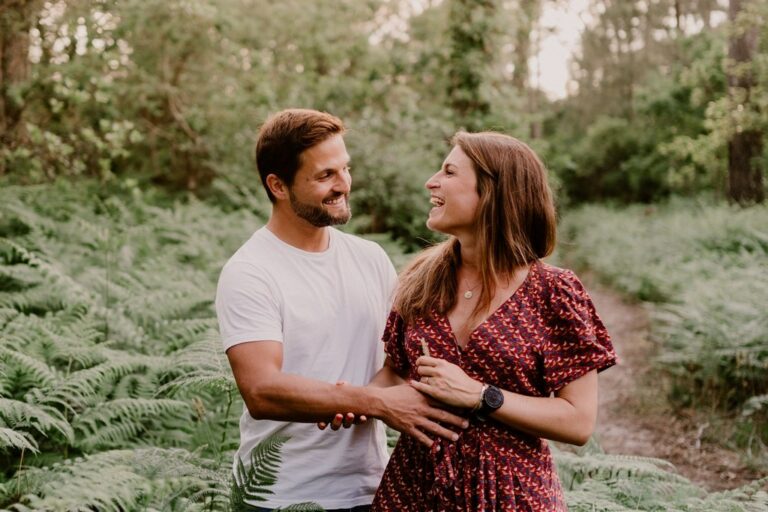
[416,365,440,376]
[415,356,440,367]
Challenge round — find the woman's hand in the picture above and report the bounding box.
[410,356,484,409]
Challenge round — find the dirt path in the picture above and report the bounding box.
[587,279,762,491]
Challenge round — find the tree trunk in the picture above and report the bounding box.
[512,0,538,92]
[0,0,38,169]
[447,0,496,131]
[726,0,764,204]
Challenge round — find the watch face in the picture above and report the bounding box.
[484,386,504,409]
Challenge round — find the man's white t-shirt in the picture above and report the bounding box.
[215,226,397,509]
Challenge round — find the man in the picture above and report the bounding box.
[215,109,465,511]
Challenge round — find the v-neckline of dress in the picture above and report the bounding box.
[445,260,539,353]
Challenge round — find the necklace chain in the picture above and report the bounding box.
[462,276,481,300]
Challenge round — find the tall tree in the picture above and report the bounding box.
[447,0,496,131]
[726,0,764,203]
[0,0,41,170]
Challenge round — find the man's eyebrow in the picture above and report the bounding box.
[315,162,350,174]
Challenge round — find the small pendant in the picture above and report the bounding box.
[464,290,473,299]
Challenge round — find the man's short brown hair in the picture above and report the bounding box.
[255,109,345,202]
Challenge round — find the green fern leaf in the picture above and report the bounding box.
[0,426,38,452]
[0,397,73,442]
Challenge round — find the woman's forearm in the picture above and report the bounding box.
[368,360,406,388]
[485,370,598,445]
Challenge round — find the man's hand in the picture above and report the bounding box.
[318,381,367,430]
[318,412,368,430]
[374,384,468,447]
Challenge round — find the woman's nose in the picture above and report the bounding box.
[425,173,440,190]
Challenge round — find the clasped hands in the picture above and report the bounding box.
[319,356,483,446]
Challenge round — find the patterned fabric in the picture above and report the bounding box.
[372,261,617,512]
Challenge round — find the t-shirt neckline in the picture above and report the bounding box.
[261,226,338,258]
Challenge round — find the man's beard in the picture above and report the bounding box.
[289,190,351,227]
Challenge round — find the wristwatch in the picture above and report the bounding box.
[476,385,504,420]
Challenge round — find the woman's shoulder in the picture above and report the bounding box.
[533,261,582,290]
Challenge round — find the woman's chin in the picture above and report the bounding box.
[425,218,449,235]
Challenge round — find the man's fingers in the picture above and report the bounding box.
[356,415,367,424]
[342,412,354,428]
[419,419,460,442]
[330,413,344,431]
[430,408,469,429]
[318,422,328,430]
[408,427,434,448]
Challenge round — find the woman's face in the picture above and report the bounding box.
[425,145,480,237]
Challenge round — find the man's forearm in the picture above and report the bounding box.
[240,372,384,422]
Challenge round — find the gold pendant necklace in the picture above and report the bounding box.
[462,277,480,300]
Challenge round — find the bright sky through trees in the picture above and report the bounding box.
[534,0,589,99]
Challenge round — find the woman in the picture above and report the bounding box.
[370,131,617,511]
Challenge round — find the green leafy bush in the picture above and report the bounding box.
[560,199,768,451]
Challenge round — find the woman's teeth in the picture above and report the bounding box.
[430,197,445,207]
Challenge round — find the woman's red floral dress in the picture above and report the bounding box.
[372,262,617,512]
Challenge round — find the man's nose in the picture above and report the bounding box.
[335,172,351,193]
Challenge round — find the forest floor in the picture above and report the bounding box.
[586,277,764,491]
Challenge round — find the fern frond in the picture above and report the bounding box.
[277,503,326,511]
[160,338,235,397]
[40,358,151,410]
[0,427,38,453]
[9,451,151,511]
[556,450,687,487]
[231,435,290,507]
[73,398,190,450]
[0,349,58,389]
[0,398,73,442]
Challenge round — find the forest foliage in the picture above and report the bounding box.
[1,0,767,509]
[0,184,766,510]
[561,199,768,459]
[1,0,767,249]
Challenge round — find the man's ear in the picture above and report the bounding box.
[266,174,288,200]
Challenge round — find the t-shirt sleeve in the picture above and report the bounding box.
[215,261,283,352]
[543,269,617,394]
[382,309,410,376]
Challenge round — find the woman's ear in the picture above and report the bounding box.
[266,174,288,200]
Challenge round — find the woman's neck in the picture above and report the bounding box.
[457,234,478,270]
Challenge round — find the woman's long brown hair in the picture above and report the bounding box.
[394,131,557,324]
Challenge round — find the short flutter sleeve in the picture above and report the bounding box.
[543,269,617,394]
[382,309,410,376]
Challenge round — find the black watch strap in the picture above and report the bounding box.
[476,385,504,419]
